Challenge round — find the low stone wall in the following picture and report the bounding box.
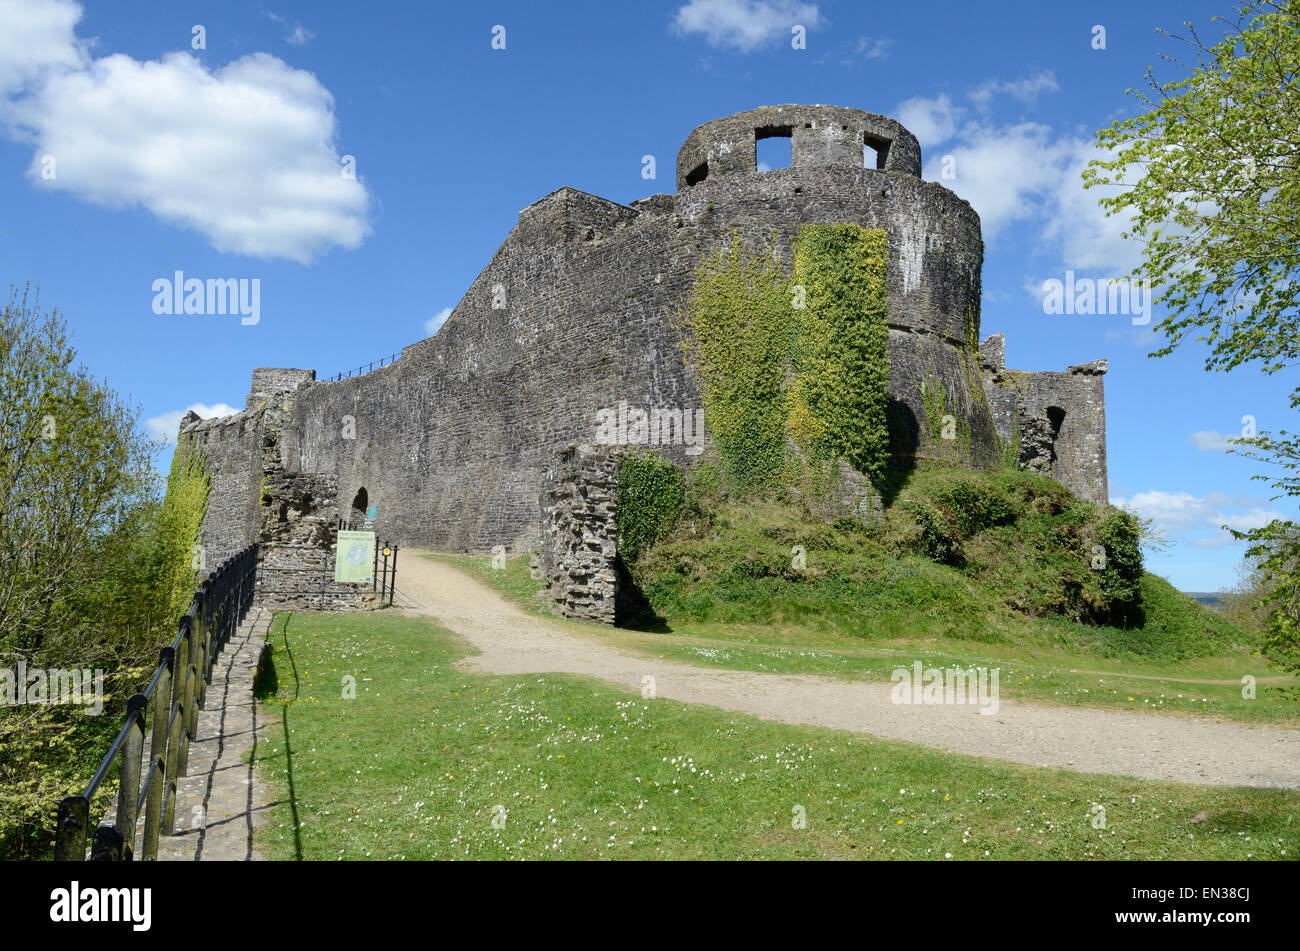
[256,472,376,612]
[538,445,618,624]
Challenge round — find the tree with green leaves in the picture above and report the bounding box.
[0,285,207,857]
[1083,1,1300,681]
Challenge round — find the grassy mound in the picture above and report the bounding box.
[622,461,1252,662]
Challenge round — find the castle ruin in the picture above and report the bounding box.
[175,104,1108,585]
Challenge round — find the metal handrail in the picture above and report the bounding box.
[54,544,259,861]
[329,351,402,382]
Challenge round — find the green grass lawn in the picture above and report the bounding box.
[429,551,1300,726]
[251,610,1298,860]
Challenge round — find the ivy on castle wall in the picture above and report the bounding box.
[918,370,971,463]
[677,234,792,494]
[158,435,211,620]
[616,449,685,562]
[677,226,891,498]
[788,224,890,486]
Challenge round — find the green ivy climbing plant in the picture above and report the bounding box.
[676,233,792,494]
[158,435,212,620]
[675,225,891,499]
[788,223,891,487]
[616,449,686,562]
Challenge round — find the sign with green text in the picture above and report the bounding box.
[336,530,376,583]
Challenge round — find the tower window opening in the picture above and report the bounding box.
[755,125,792,171]
[863,134,891,170]
[685,161,709,186]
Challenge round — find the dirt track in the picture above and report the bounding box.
[395,552,1300,789]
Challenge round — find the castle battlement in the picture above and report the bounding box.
[676,104,923,187]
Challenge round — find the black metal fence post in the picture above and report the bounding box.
[388,545,398,606]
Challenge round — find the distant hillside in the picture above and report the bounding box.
[1184,592,1224,607]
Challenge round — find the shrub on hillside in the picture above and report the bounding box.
[1092,507,1144,620]
[931,474,1015,538]
[616,450,686,563]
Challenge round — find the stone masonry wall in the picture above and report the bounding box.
[290,110,997,553]
[981,333,1108,504]
[256,471,376,612]
[537,445,617,624]
[178,367,315,567]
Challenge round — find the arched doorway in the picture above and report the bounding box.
[351,487,368,524]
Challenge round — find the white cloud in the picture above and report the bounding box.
[925,122,1080,239]
[0,3,370,263]
[0,0,85,96]
[263,7,315,46]
[1041,142,1143,275]
[424,307,453,337]
[1112,488,1284,550]
[969,70,1059,108]
[895,94,958,148]
[671,0,820,52]
[146,402,239,444]
[1190,430,1238,452]
[851,35,891,59]
[896,74,1140,269]
[1221,507,1280,534]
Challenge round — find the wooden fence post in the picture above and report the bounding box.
[140,754,165,861]
[179,621,198,777]
[54,796,89,861]
[113,694,148,859]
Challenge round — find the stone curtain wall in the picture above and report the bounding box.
[256,472,376,612]
[538,445,618,624]
[292,187,700,555]
[176,406,265,569]
[177,367,314,567]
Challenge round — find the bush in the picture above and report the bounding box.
[1093,507,1144,616]
[932,475,1015,538]
[907,498,963,565]
[616,450,686,563]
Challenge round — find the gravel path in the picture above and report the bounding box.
[396,552,1300,790]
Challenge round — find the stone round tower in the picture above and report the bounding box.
[672,104,996,467]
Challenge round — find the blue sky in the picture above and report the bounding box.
[0,0,1290,591]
